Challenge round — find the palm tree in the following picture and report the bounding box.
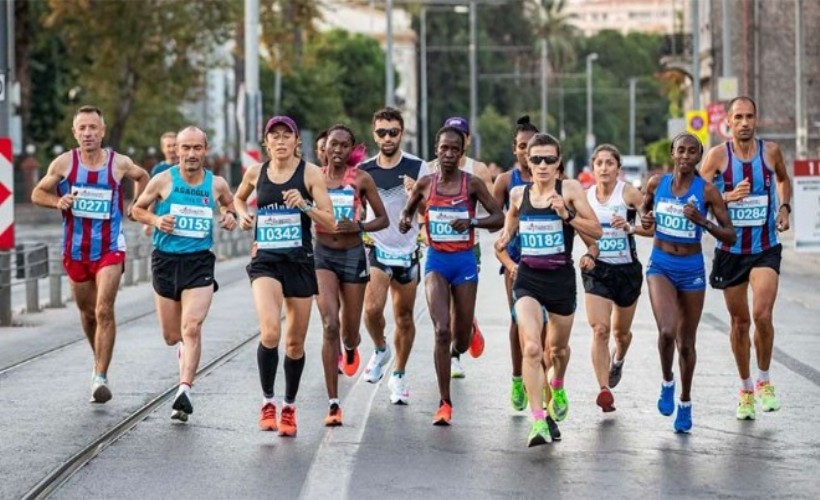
[525,0,581,74]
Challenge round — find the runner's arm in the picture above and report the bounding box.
[470,175,504,231]
[233,164,260,230]
[213,176,237,231]
[563,180,603,240]
[768,142,792,232]
[492,171,511,210]
[703,183,737,245]
[131,174,169,228]
[358,171,389,232]
[31,154,71,209]
[399,175,432,233]
[303,163,337,232]
[494,187,522,254]
[622,183,654,237]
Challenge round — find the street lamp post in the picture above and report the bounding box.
[586,52,599,167]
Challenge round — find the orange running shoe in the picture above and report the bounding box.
[324,404,343,426]
[279,405,298,437]
[342,347,361,377]
[259,403,277,431]
[433,401,453,426]
[469,319,485,358]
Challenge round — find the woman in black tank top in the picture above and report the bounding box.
[234,116,335,436]
[494,133,601,446]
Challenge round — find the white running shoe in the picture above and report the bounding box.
[451,357,466,379]
[388,373,410,405]
[363,346,392,383]
[90,375,112,403]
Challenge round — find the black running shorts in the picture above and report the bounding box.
[513,263,577,317]
[246,255,318,298]
[582,260,643,308]
[152,249,218,301]
[710,244,782,289]
[366,246,420,285]
[315,242,370,284]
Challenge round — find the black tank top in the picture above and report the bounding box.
[518,180,575,270]
[255,159,314,262]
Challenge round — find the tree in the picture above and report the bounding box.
[44,0,238,151]
[525,0,581,73]
[477,106,513,166]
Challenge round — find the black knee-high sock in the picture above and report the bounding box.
[283,355,306,404]
[257,343,279,399]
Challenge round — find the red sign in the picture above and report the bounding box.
[0,138,14,250]
[707,102,729,138]
[794,159,820,176]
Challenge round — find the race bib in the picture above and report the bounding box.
[329,188,355,221]
[655,200,697,239]
[256,209,302,249]
[428,207,470,242]
[375,247,412,268]
[170,204,212,239]
[728,194,768,227]
[71,185,112,220]
[598,225,631,262]
[519,215,565,256]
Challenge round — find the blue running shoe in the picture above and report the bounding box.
[657,381,675,416]
[674,404,692,433]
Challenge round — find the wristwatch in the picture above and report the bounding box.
[357,220,366,232]
[563,209,576,224]
[469,218,479,228]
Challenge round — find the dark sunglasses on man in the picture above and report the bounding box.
[529,155,559,165]
[375,128,401,138]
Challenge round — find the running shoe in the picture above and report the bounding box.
[548,387,569,422]
[433,401,452,426]
[756,381,781,412]
[388,373,410,405]
[609,356,624,389]
[546,415,562,442]
[510,378,527,411]
[171,389,193,422]
[527,419,551,447]
[363,346,391,383]
[342,347,361,377]
[596,387,616,413]
[324,403,343,426]
[259,403,278,431]
[279,405,298,437]
[90,375,112,404]
[674,404,692,433]
[469,318,485,358]
[657,381,675,416]
[451,357,466,379]
[736,391,756,420]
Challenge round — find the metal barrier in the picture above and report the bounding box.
[0,229,253,326]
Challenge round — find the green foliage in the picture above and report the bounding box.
[645,138,672,169]
[476,106,513,166]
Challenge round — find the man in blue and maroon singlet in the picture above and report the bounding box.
[32,105,149,404]
[700,96,792,420]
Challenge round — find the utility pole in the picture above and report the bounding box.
[244,0,261,149]
[629,77,637,155]
[420,5,429,159]
[691,0,700,109]
[540,39,548,133]
[0,0,12,138]
[385,0,396,106]
[721,0,732,77]
[795,0,807,159]
[469,0,479,157]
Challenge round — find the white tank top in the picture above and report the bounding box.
[586,181,633,265]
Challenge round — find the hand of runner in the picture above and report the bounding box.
[641,210,655,230]
[506,263,519,280]
[579,253,596,271]
[283,189,306,210]
[401,175,415,193]
[142,224,152,237]
[335,218,360,234]
[729,178,751,202]
[450,218,471,233]
[57,193,75,211]
[219,212,237,231]
[610,214,629,231]
[398,214,412,234]
[495,230,511,251]
[155,214,175,233]
[776,208,790,232]
[683,201,707,227]
[126,202,136,222]
[238,212,254,231]
[549,195,569,219]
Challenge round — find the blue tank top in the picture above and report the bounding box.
[506,168,531,262]
[653,174,707,245]
[713,139,779,255]
[153,167,215,254]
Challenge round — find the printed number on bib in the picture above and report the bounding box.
[598,225,631,262]
[519,216,565,256]
[256,209,302,249]
[728,194,768,227]
[329,188,355,221]
[72,185,113,220]
[428,207,470,242]
[170,204,212,238]
[655,200,696,239]
[375,247,412,268]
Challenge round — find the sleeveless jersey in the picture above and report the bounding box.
[518,181,575,270]
[254,159,314,262]
[317,165,361,234]
[153,167,215,254]
[58,148,125,261]
[425,171,475,253]
[360,152,428,256]
[505,168,531,262]
[653,174,708,245]
[714,139,780,254]
[586,181,638,265]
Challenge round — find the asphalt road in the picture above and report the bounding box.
[1,234,819,499]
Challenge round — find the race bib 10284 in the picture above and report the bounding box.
[728,194,768,227]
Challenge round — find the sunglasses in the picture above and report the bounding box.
[375,128,401,138]
[529,155,559,165]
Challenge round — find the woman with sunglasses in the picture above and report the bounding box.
[234,116,335,437]
[495,133,601,447]
[579,144,652,413]
[399,126,503,426]
[315,124,388,426]
[492,115,537,413]
[641,132,735,433]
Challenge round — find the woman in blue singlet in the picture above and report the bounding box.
[641,132,735,433]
